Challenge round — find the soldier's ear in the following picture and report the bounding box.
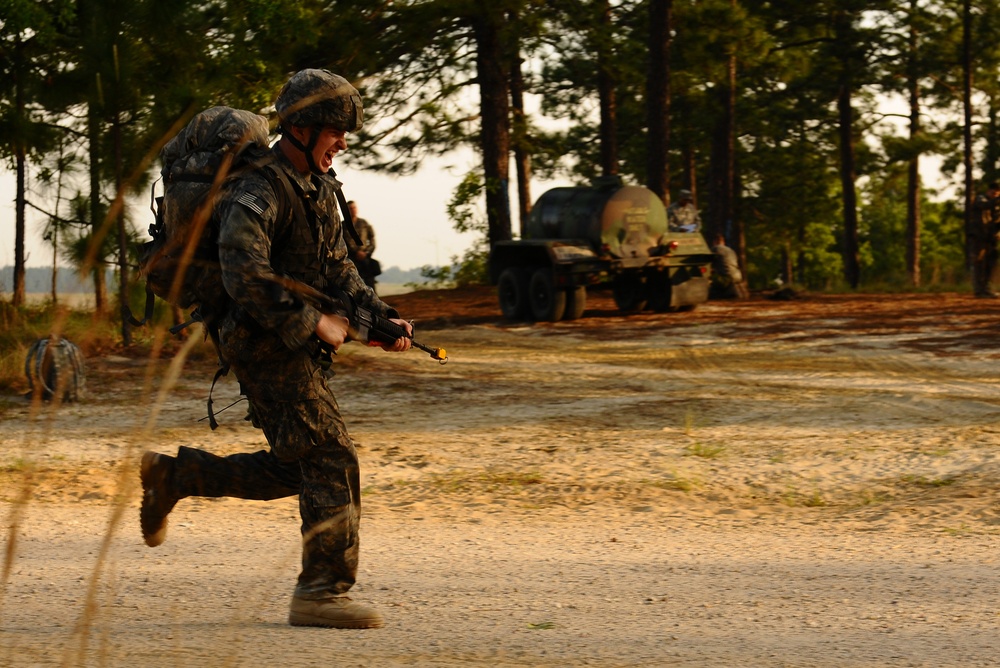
[288,125,311,145]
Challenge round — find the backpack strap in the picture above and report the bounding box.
[338,186,363,248]
[264,164,363,248]
[329,168,363,248]
[206,362,230,430]
[122,282,156,327]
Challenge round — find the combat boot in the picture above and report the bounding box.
[139,451,179,547]
[288,595,385,629]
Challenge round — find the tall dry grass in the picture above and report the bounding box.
[1,295,218,666]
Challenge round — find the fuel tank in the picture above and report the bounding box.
[525,177,668,260]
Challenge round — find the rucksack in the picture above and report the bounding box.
[124,106,272,330]
[123,105,363,332]
[122,106,370,429]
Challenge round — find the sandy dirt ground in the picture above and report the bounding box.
[2,287,999,667]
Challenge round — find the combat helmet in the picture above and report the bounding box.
[276,69,363,132]
[275,69,363,174]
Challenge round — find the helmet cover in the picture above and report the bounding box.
[275,69,363,132]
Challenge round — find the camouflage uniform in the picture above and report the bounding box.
[667,200,701,233]
[346,216,379,289]
[169,145,398,599]
[710,241,749,299]
[971,190,1000,297]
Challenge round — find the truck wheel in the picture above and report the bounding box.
[529,269,567,322]
[612,274,647,313]
[647,273,673,312]
[497,268,529,320]
[564,286,587,320]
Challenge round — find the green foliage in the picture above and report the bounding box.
[410,170,492,289]
[421,171,491,287]
[5,0,1000,304]
[447,171,489,237]
[0,0,74,165]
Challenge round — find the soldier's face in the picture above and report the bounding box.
[307,126,348,173]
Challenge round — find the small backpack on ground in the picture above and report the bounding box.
[25,337,85,402]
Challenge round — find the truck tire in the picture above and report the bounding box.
[564,286,587,320]
[498,268,530,320]
[647,272,673,312]
[528,269,567,322]
[612,274,647,313]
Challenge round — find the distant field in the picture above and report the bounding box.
[4,284,415,309]
[375,282,414,297]
[2,292,96,308]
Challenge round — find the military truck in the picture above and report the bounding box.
[489,176,714,321]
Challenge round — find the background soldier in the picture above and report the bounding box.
[346,200,380,290]
[972,182,1000,298]
[710,232,749,299]
[139,69,411,630]
[667,189,701,233]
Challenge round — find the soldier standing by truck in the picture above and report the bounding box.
[710,233,749,299]
[972,182,1000,298]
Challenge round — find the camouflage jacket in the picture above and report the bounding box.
[346,217,376,257]
[712,244,743,283]
[216,146,396,353]
[667,202,701,233]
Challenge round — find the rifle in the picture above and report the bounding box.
[280,278,448,364]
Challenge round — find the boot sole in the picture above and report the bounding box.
[288,611,384,629]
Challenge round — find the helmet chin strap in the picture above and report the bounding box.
[283,125,325,175]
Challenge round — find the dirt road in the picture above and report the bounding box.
[2,289,999,667]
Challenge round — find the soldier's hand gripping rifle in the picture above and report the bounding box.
[283,279,448,364]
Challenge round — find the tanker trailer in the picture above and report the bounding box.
[489,176,714,321]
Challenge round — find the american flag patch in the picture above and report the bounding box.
[237,193,266,216]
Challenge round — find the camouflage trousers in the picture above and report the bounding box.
[172,331,361,599]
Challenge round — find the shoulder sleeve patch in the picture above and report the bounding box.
[237,192,268,216]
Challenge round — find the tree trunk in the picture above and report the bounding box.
[963,0,974,275]
[683,144,697,204]
[906,4,921,287]
[51,234,58,304]
[707,32,737,244]
[782,245,794,286]
[984,97,999,184]
[472,11,512,247]
[114,111,132,345]
[88,101,108,315]
[12,34,26,307]
[837,82,861,289]
[14,151,27,307]
[646,0,672,204]
[510,52,532,237]
[596,0,618,177]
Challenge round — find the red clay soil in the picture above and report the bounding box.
[384,285,1000,357]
